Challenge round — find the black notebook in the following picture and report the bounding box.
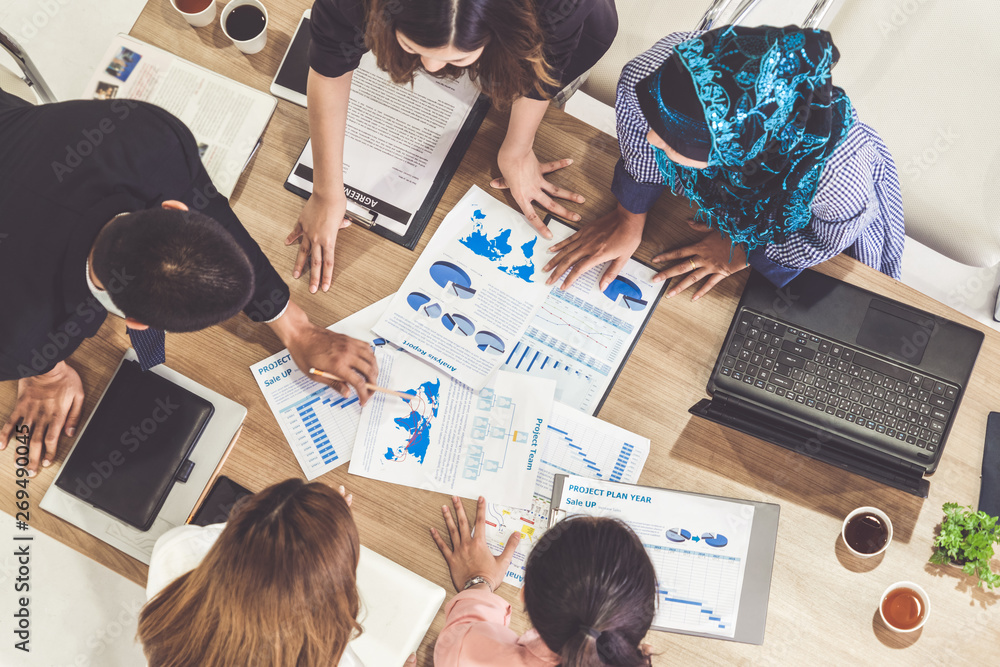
[56,360,214,531]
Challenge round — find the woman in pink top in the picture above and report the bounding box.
[431,496,657,666]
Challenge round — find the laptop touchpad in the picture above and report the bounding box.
[857,300,935,366]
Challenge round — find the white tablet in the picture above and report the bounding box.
[270,9,311,107]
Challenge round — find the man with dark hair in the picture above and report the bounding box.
[90,206,257,332]
[0,91,377,476]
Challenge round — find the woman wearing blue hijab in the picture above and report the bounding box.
[545,26,904,299]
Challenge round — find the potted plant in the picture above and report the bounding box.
[929,503,1000,589]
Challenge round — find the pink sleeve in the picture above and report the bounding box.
[433,589,525,667]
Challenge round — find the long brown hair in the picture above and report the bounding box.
[523,517,657,666]
[365,0,557,107]
[137,479,361,667]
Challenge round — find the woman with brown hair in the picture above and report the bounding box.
[431,495,656,666]
[287,0,618,294]
[138,479,412,667]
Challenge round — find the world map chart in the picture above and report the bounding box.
[384,379,441,464]
[459,208,537,283]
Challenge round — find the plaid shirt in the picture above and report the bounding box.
[611,32,905,287]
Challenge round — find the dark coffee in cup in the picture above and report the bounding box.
[225,4,266,41]
[844,512,888,554]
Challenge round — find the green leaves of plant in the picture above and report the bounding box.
[930,503,1000,589]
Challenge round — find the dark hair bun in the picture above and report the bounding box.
[595,629,649,667]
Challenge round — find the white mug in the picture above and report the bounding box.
[169,0,217,28]
[221,0,269,55]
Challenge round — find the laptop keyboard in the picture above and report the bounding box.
[719,311,959,455]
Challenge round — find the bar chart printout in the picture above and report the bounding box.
[502,258,667,415]
[251,299,391,480]
[484,403,651,586]
[553,476,755,639]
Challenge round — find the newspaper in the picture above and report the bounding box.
[84,34,275,198]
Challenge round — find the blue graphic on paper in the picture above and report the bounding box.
[459,208,536,283]
[384,379,441,464]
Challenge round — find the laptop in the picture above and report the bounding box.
[690,269,984,497]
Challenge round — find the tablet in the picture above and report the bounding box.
[54,359,215,531]
[270,9,311,106]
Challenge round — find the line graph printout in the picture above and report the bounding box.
[374,186,574,390]
[484,404,650,586]
[250,298,392,480]
[502,258,668,415]
[552,476,754,638]
[349,345,556,507]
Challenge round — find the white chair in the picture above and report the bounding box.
[579,1,844,107]
[0,25,56,104]
[825,0,999,269]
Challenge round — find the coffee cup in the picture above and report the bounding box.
[170,0,217,28]
[221,0,268,55]
[879,581,929,633]
[841,506,892,557]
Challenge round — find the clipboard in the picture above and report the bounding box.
[284,95,489,250]
[549,474,780,645]
[277,11,490,250]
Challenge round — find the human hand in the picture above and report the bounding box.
[286,192,352,293]
[543,204,646,291]
[286,326,378,405]
[652,219,748,300]
[492,148,584,239]
[403,654,416,667]
[337,484,353,508]
[430,496,520,593]
[0,361,84,476]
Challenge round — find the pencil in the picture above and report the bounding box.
[308,368,416,400]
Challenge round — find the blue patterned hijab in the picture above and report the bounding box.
[638,26,854,250]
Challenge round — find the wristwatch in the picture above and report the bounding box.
[462,575,493,592]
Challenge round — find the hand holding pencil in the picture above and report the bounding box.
[309,368,416,401]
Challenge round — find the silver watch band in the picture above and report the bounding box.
[462,575,492,591]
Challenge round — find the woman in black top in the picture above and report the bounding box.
[288,0,618,292]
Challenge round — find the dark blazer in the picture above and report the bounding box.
[0,96,289,380]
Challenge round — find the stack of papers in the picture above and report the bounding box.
[250,187,655,513]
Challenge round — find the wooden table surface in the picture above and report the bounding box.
[2,1,997,664]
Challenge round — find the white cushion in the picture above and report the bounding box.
[827,0,1000,267]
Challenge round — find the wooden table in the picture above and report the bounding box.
[3,1,998,664]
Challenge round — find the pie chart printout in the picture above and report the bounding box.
[666,528,692,543]
[406,292,431,311]
[603,277,648,311]
[429,261,473,291]
[476,331,505,355]
[443,313,476,336]
[665,527,728,547]
[701,533,729,548]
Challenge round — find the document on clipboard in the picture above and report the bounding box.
[280,12,489,249]
[549,475,780,645]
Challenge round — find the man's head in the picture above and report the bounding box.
[90,202,254,332]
